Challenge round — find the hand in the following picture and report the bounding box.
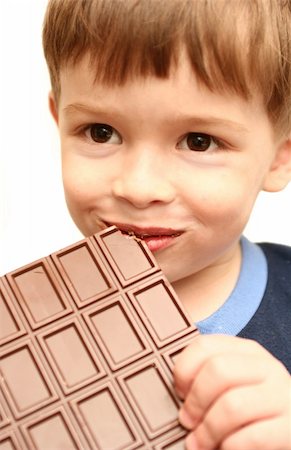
[173,334,291,450]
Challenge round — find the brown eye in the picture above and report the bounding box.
[89,124,113,143]
[186,133,212,151]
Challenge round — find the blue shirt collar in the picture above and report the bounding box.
[196,237,268,335]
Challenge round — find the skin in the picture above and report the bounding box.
[50,53,291,449]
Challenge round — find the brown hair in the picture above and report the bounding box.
[43,0,291,135]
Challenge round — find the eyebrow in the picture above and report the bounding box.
[63,102,249,133]
[63,103,114,116]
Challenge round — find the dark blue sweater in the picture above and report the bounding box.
[238,242,291,373]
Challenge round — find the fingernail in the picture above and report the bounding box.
[179,407,195,429]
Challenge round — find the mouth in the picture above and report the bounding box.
[103,221,183,252]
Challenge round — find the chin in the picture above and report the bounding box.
[155,259,176,283]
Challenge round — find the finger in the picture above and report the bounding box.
[221,416,291,450]
[185,432,199,450]
[193,383,286,450]
[178,352,269,429]
[173,335,267,399]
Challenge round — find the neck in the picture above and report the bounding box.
[172,242,242,323]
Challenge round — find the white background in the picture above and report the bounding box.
[0,0,290,275]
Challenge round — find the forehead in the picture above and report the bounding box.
[59,52,257,105]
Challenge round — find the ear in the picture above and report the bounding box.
[263,136,291,192]
[48,91,59,125]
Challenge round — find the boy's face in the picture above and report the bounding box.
[51,55,289,285]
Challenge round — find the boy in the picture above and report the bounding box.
[42,0,291,448]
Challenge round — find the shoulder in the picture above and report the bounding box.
[239,241,291,372]
[256,241,291,299]
[257,242,291,279]
[258,241,291,260]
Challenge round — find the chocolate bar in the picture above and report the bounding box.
[0,226,198,449]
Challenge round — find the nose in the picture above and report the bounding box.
[111,149,175,209]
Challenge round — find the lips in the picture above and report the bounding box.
[103,221,183,252]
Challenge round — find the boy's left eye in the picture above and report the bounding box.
[178,133,220,152]
[85,123,122,144]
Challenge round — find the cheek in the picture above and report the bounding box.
[62,170,90,210]
[61,157,107,208]
[61,164,105,236]
[182,171,260,224]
